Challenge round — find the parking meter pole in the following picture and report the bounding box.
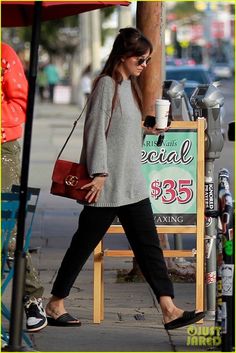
[205,159,218,318]
[217,169,234,352]
[174,234,183,250]
[174,235,185,264]
[190,83,224,319]
[204,106,224,319]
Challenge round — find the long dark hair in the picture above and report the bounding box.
[93,27,153,112]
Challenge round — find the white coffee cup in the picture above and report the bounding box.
[155,99,170,129]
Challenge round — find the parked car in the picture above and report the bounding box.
[211,61,232,79]
[166,57,196,66]
[166,65,214,98]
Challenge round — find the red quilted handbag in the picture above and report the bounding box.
[50,159,93,202]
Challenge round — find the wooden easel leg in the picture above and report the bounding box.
[93,241,103,323]
[101,255,104,321]
[196,229,205,314]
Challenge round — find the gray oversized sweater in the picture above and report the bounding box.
[80,75,148,207]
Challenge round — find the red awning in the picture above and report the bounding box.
[1,1,130,27]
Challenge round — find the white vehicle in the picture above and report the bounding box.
[211,62,232,79]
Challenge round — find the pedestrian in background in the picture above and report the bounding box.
[46,27,204,330]
[37,65,48,102]
[80,64,92,101]
[1,42,47,332]
[44,58,60,103]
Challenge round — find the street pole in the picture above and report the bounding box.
[217,169,234,352]
[8,2,42,350]
[78,12,91,108]
[118,4,132,28]
[70,15,80,105]
[203,3,213,67]
[79,11,91,68]
[90,9,101,74]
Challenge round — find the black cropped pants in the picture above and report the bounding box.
[52,198,174,301]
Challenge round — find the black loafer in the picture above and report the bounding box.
[164,311,205,330]
[47,313,81,327]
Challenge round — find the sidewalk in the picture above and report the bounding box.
[29,246,207,352]
[3,236,208,352]
[4,102,218,352]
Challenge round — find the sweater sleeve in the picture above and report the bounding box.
[83,76,115,177]
[1,43,28,129]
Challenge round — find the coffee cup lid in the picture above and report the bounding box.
[156,99,170,105]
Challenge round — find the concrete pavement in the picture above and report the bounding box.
[3,101,223,352]
[30,249,206,352]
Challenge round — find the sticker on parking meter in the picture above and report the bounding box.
[142,130,197,226]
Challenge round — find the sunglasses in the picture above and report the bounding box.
[136,57,151,66]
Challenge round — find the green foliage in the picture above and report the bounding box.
[15,16,79,55]
[172,2,200,19]
[40,18,79,54]
[12,8,116,55]
[102,7,115,19]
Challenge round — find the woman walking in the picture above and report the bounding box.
[46,27,204,331]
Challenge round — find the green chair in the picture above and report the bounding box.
[1,186,40,348]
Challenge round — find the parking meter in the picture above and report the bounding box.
[190,82,225,319]
[190,82,224,159]
[162,80,193,121]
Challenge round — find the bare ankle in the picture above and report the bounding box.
[159,296,175,314]
[46,296,65,314]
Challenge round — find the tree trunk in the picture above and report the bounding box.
[136,1,165,118]
[135,2,173,272]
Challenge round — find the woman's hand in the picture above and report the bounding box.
[81,176,107,203]
[144,125,170,135]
